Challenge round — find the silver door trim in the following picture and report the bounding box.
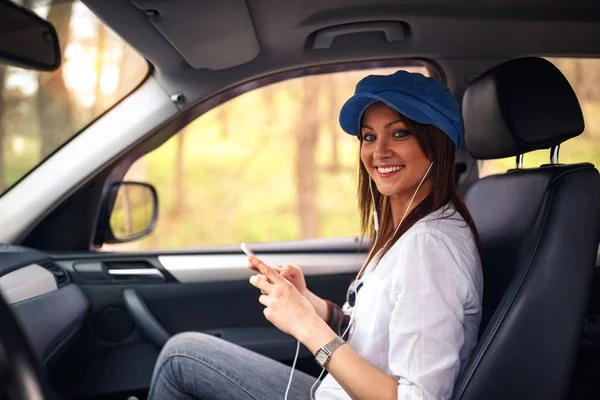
[107,268,165,278]
[158,253,364,283]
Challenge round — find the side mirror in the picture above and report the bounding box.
[95,181,159,245]
[0,0,61,71]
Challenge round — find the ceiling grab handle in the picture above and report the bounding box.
[312,21,407,49]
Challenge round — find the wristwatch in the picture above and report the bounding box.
[315,336,346,368]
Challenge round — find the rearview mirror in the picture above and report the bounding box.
[0,0,61,71]
[95,181,159,245]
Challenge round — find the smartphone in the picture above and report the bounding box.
[242,242,260,273]
[240,242,255,257]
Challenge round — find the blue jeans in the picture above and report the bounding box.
[148,332,320,400]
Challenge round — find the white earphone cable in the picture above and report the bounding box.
[284,340,300,400]
[397,161,433,235]
[285,162,433,399]
[369,176,380,234]
[348,161,433,350]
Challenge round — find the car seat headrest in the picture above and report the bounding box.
[463,57,584,160]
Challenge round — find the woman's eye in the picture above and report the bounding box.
[362,134,376,142]
[393,130,410,138]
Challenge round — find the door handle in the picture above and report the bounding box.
[107,268,164,279]
[123,289,170,348]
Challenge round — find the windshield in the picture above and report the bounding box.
[0,0,148,197]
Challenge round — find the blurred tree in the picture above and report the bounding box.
[217,103,229,138]
[116,40,143,97]
[174,131,186,215]
[37,0,74,158]
[0,1,36,192]
[0,66,6,192]
[93,24,107,116]
[576,60,600,102]
[296,76,320,238]
[329,74,340,173]
[262,84,277,127]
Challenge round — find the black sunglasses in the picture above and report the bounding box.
[339,280,364,340]
[347,280,363,307]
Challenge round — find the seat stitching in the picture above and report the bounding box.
[454,186,555,398]
[456,164,595,397]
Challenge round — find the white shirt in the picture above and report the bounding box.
[315,205,483,400]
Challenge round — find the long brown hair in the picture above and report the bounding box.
[358,112,482,275]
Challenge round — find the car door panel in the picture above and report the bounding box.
[50,243,363,399]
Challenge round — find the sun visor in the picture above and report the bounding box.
[131,0,259,70]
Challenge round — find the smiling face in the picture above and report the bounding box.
[360,102,433,206]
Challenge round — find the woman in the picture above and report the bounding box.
[148,70,483,400]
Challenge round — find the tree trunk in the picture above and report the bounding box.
[115,33,148,98]
[0,66,6,192]
[329,74,340,173]
[295,77,320,239]
[262,84,277,127]
[217,102,229,138]
[37,1,74,158]
[174,132,186,215]
[93,24,107,116]
[122,185,133,235]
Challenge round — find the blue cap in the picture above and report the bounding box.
[339,70,464,149]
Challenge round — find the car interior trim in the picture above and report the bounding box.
[0,264,57,305]
[158,253,365,283]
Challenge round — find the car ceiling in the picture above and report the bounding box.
[76,0,600,113]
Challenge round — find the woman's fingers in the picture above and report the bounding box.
[247,259,260,272]
[280,264,296,279]
[248,260,283,274]
[258,294,273,308]
[249,257,284,284]
[249,274,273,294]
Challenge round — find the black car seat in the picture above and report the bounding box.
[568,265,600,399]
[452,57,600,400]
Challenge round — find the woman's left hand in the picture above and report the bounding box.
[248,256,318,339]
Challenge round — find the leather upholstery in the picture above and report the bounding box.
[454,57,600,399]
[463,57,584,159]
[455,165,600,399]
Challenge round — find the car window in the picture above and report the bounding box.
[479,57,600,177]
[104,63,432,250]
[0,1,148,197]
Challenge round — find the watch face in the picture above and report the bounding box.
[315,350,328,366]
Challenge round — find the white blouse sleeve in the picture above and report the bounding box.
[388,229,472,400]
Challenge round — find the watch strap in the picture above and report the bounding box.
[324,336,345,355]
[315,336,345,367]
